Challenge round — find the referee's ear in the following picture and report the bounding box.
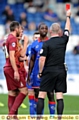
[49,29,52,36]
[58,28,63,37]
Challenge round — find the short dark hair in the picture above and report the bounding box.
[38,22,47,29]
[10,21,20,31]
[33,31,40,35]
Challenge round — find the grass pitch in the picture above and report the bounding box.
[0,94,79,115]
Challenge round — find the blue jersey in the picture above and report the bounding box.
[31,40,44,75]
[26,40,37,59]
[26,41,38,89]
[31,38,48,87]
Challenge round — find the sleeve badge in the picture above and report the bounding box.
[12,42,16,47]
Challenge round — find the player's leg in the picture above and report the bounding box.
[34,88,39,114]
[32,74,44,114]
[47,92,56,115]
[9,70,28,115]
[8,90,17,113]
[9,87,28,115]
[26,74,35,115]
[8,90,19,114]
[28,88,35,115]
[3,67,19,115]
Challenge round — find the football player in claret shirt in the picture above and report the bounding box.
[3,21,28,117]
[27,22,56,115]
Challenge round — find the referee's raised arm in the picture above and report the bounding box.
[65,9,71,32]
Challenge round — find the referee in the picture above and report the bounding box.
[37,9,71,118]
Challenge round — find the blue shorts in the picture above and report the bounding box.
[26,83,32,89]
[26,74,33,89]
[32,74,41,88]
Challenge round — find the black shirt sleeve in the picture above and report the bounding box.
[40,42,48,57]
[63,29,69,42]
[63,29,69,36]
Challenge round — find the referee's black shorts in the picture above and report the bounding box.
[39,69,67,93]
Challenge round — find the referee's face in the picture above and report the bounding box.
[39,25,48,37]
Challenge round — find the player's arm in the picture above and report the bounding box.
[9,51,18,72]
[20,35,28,57]
[27,41,37,83]
[10,50,20,81]
[27,42,36,82]
[27,54,36,83]
[9,39,19,81]
[65,9,71,32]
[28,54,35,75]
[19,55,27,61]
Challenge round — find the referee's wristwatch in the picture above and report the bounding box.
[38,73,42,77]
[66,16,70,19]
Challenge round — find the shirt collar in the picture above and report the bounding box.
[38,37,48,42]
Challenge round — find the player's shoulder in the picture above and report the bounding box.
[31,40,38,47]
[9,34,17,39]
[27,44,32,50]
[33,40,38,44]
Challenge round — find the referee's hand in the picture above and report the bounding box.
[66,9,71,17]
[37,73,42,79]
[37,74,40,79]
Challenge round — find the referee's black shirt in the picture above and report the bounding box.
[40,30,69,71]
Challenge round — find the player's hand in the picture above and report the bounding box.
[66,9,71,17]
[14,71,20,81]
[23,35,28,44]
[19,56,27,61]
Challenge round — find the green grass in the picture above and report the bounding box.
[0,94,79,115]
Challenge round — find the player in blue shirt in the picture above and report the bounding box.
[27,23,56,115]
[26,31,40,115]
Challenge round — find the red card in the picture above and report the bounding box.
[66,4,70,11]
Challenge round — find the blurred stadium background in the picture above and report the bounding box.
[0,0,79,115]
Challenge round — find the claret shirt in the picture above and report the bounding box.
[4,34,17,67]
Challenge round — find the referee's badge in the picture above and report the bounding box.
[64,31,69,36]
[40,49,43,54]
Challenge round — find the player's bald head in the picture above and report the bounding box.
[50,23,61,34]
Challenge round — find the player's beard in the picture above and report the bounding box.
[16,32,19,37]
[41,33,47,38]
